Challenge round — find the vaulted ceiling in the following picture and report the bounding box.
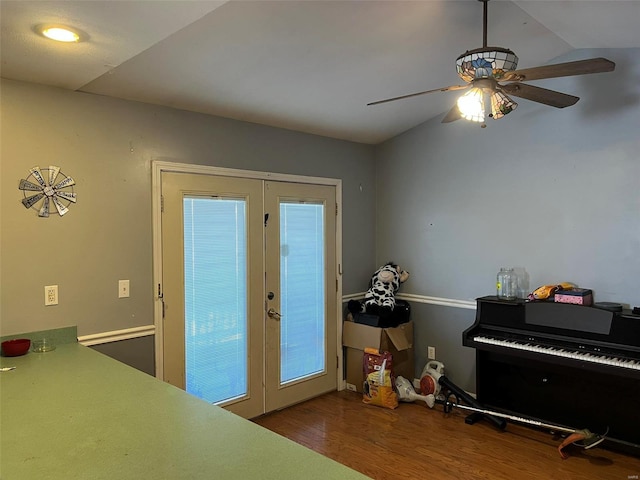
[2,1,639,144]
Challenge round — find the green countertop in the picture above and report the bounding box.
[0,343,369,480]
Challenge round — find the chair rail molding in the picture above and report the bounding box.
[343,292,476,310]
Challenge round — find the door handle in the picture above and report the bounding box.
[267,308,282,320]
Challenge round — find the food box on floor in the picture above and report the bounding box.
[554,288,593,305]
[342,320,414,393]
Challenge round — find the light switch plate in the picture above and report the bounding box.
[118,280,130,298]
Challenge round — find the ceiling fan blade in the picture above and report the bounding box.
[367,85,468,106]
[441,104,462,123]
[502,57,615,82]
[501,83,579,108]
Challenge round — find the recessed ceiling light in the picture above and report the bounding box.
[36,24,83,43]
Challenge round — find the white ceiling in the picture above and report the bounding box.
[2,1,639,144]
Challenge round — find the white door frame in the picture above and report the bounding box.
[151,160,343,387]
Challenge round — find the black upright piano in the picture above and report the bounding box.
[463,296,640,456]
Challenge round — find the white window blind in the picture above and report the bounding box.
[183,197,248,404]
[279,202,325,384]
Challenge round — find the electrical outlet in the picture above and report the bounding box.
[428,346,436,359]
[118,280,130,298]
[45,285,58,306]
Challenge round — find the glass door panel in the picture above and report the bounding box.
[279,202,326,384]
[183,197,248,403]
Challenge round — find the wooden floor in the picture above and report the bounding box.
[253,390,640,480]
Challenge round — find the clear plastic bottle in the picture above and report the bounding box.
[496,267,517,300]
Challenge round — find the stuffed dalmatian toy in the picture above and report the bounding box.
[348,262,409,319]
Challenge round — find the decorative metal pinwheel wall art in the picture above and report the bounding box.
[19,166,77,217]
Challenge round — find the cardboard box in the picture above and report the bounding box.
[342,320,414,393]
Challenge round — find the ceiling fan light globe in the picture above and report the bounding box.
[457,88,485,122]
[490,91,518,119]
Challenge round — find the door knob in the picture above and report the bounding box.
[267,308,282,320]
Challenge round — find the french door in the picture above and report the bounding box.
[160,171,338,419]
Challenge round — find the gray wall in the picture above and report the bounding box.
[375,48,640,392]
[0,80,376,352]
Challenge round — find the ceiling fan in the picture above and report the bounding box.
[367,0,615,125]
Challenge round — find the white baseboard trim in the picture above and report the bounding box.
[343,292,476,310]
[78,325,156,346]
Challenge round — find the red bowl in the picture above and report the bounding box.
[1,338,31,357]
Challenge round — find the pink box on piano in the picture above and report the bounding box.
[554,288,593,306]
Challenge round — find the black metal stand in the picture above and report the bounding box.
[464,412,484,425]
[437,374,507,430]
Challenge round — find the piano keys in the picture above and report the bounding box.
[471,335,640,372]
[463,296,640,456]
